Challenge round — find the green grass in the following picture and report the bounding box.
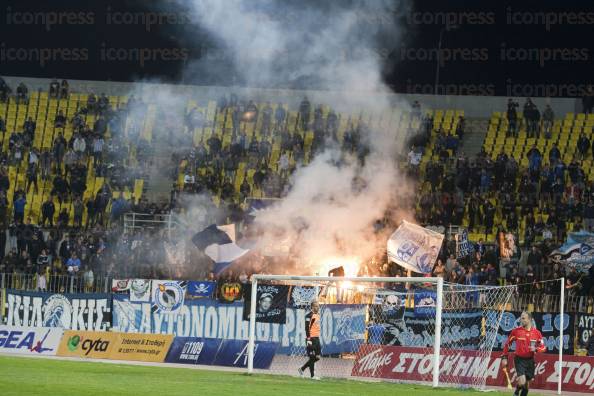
[0,355,536,396]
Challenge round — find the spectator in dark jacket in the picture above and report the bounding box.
[41,198,55,227]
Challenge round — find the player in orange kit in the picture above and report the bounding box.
[298,300,321,380]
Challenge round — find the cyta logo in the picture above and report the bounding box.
[67,335,82,351]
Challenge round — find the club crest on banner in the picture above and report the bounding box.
[130,279,151,302]
[290,286,318,307]
[219,282,243,303]
[111,279,130,292]
[334,308,365,345]
[43,295,73,328]
[152,281,185,313]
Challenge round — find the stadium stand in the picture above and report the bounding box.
[0,78,592,306]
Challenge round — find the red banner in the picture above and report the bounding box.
[351,345,594,393]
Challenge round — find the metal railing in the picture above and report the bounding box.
[123,212,176,236]
[0,273,111,294]
[512,292,594,314]
[1,271,592,313]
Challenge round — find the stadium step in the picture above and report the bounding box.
[461,117,490,157]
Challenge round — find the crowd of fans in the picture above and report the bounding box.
[411,98,594,298]
[0,78,592,302]
[0,78,161,286]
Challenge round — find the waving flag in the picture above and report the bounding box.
[387,221,444,274]
[550,231,594,274]
[192,224,249,275]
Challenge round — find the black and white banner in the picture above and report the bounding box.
[243,284,289,324]
[4,290,111,331]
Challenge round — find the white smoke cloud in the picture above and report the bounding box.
[176,0,415,274]
[109,0,414,276]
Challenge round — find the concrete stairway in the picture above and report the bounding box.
[461,117,490,157]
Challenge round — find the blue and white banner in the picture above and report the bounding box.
[490,311,574,355]
[413,291,437,317]
[387,221,444,274]
[186,281,216,299]
[550,231,594,274]
[165,337,222,365]
[164,337,276,369]
[4,291,111,331]
[0,326,63,355]
[379,309,483,349]
[112,296,365,354]
[212,339,276,369]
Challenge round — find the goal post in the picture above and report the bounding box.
[246,274,566,392]
[247,275,444,385]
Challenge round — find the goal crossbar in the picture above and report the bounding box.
[251,275,442,283]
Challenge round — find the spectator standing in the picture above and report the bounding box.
[13,194,26,224]
[66,252,81,275]
[36,269,47,292]
[541,105,554,138]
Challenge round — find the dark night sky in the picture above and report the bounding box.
[0,0,592,97]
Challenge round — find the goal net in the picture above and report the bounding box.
[246,275,517,390]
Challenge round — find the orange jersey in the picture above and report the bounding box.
[502,326,546,359]
[306,312,320,338]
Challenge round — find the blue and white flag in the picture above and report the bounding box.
[187,281,216,298]
[456,229,474,259]
[192,224,250,275]
[387,220,444,274]
[550,231,594,274]
[414,291,437,317]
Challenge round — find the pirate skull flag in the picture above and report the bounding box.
[243,284,289,324]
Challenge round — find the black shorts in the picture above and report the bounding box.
[307,337,321,357]
[514,356,536,380]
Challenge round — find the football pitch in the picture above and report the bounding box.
[0,355,541,396]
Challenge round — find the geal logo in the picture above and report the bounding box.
[0,329,53,353]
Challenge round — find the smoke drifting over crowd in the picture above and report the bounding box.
[129,0,415,276]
